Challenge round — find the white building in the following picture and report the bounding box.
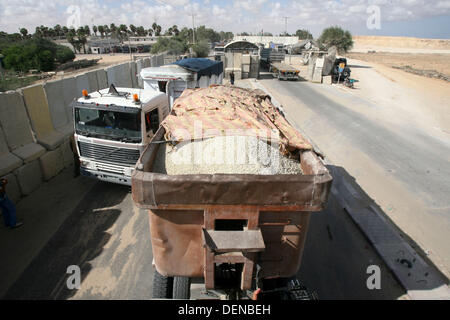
[233,36,299,48]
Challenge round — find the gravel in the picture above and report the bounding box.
[161,136,302,175]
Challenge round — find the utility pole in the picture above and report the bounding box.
[283,16,289,36]
[190,14,196,45]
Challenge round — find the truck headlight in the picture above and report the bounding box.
[80,160,94,169]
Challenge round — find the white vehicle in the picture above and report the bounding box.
[140,58,223,109]
[72,85,169,185]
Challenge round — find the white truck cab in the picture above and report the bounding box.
[72,85,169,185]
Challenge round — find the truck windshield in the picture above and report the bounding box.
[74,107,141,143]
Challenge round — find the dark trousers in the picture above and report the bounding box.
[0,195,17,227]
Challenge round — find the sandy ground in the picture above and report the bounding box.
[346,52,450,77]
[285,54,450,134]
[351,35,450,54]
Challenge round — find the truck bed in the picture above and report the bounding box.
[132,127,332,210]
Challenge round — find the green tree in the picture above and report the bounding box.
[295,29,313,40]
[56,45,75,63]
[192,40,209,58]
[20,28,28,39]
[93,25,98,36]
[318,26,353,53]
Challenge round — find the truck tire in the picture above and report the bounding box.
[173,276,191,299]
[152,269,173,299]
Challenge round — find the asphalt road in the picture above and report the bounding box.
[259,75,450,278]
[4,178,405,300]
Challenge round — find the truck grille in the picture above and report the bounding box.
[79,142,140,166]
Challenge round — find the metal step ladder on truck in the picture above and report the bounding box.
[131,85,333,300]
[70,58,223,185]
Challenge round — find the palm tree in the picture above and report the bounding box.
[97,25,104,38]
[148,29,153,36]
[118,24,128,42]
[156,25,161,36]
[172,25,179,36]
[77,27,88,53]
[20,28,28,39]
[129,24,137,36]
[93,25,98,36]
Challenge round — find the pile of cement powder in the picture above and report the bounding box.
[163,136,302,175]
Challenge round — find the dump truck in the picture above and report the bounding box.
[71,84,169,185]
[270,62,300,80]
[131,85,332,300]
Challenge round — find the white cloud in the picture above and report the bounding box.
[0,0,449,37]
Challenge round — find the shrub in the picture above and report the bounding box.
[318,26,353,53]
[56,45,75,63]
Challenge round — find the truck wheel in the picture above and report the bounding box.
[173,276,191,299]
[152,269,173,299]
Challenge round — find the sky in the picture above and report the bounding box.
[0,0,449,38]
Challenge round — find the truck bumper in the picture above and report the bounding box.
[81,168,132,186]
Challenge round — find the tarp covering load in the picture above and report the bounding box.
[160,85,313,154]
[172,58,223,78]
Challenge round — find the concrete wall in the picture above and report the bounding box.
[0,53,167,207]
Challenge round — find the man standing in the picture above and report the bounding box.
[0,178,23,229]
[230,71,235,85]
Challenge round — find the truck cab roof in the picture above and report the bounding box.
[76,87,167,110]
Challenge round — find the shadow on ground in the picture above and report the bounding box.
[3,182,129,299]
[298,165,448,299]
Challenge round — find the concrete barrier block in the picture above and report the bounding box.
[37,131,66,151]
[14,159,42,195]
[157,54,164,67]
[242,64,250,73]
[130,62,138,88]
[0,91,34,150]
[323,75,332,85]
[233,53,242,70]
[242,54,251,64]
[44,80,70,130]
[150,56,157,67]
[60,139,74,168]
[76,73,91,96]
[107,63,132,88]
[96,69,108,89]
[62,77,77,122]
[0,125,23,176]
[85,71,99,92]
[312,68,323,83]
[136,60,144,88]
[56,123,74,138]
[12,142,46,163]
[143,58,150,68]
[0,153,23,177]
[0,172,22,203]
[21,84,55,140]
[39,147,64,181]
